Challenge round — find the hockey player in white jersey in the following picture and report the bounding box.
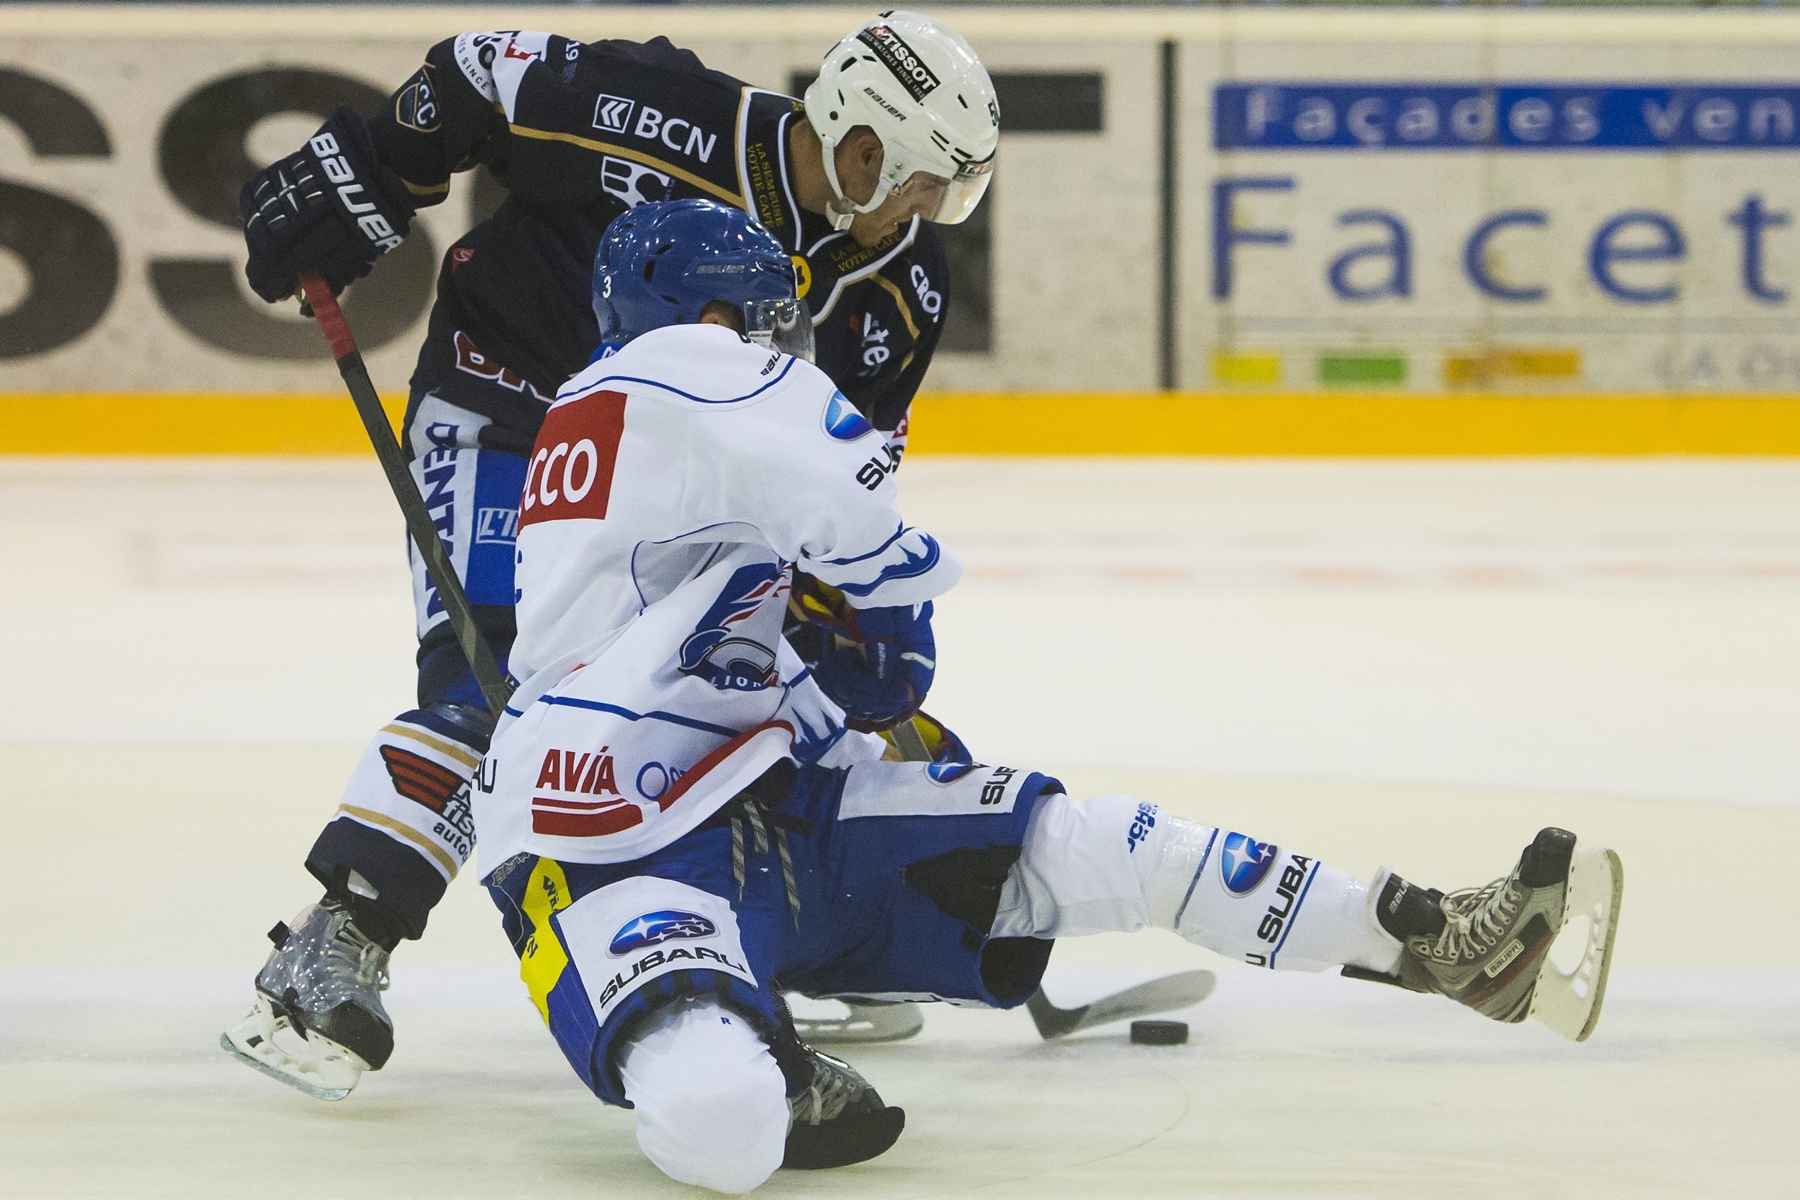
[460,199,1623,1193]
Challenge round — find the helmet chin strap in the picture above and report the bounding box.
[818,134,890,232]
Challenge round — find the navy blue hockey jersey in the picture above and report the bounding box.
[367,30,950,452]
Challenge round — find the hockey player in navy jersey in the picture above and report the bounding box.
[223,12,993,1121]
[444,201,1614,1193]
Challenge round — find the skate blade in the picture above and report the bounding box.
[220,997,365,1101]
[1530,846,1623,1042]
[792,1000,925,1044]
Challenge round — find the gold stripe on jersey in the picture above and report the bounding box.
[337,804,460,878]
[507,123,743,207]
[401,178,452,198]
[868,272,922,342]
[734,88,802,245]
[869,272,921,375]
[380,721,483,770]
[807,218,920,324]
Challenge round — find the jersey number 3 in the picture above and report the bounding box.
[519,390,626,526]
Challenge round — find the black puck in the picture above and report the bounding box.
[1129,1019,1188,1045]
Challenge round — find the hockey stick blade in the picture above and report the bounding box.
[1026,970,1216,1040]
[298,274,514,717]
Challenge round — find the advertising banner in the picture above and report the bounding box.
[2,6,1797,452]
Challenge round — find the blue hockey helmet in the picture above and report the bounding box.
[591,199,813,361]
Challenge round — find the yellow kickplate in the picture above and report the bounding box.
[5,390,1800,456]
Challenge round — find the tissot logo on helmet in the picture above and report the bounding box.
[857,24,941,102]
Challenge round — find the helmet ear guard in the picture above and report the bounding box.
[803,11,999,230]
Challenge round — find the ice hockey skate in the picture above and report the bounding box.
[1356,827,1623,1041]
[782,1042,907,1170]
[219,899,396,1100]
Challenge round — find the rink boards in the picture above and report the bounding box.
[3,5,1800,452]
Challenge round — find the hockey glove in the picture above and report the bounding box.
[784,570,857,667]
[241,106,414,304]
[810,600,937,732]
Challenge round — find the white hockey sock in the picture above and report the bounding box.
[616,997,789,1194]
[993,792,1402,974]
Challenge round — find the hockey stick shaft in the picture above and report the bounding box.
[299,273,515,718]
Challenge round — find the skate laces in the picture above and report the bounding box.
[326,911,392,992]
[791,1049,868,1127]
[1421,876,1521,964]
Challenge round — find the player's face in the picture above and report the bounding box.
[849,171,950,246]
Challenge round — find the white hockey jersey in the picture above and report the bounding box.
[473,323,962,866]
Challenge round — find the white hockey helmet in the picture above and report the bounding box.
[803,10,999,231]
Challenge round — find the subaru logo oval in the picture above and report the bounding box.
[1219,833,1280,895]
[609,909,718,955]
[925,760,981,784]
[823,392,874,441]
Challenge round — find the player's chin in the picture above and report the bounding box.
[851,217,904,247]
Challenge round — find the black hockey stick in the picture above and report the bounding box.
[1025,969,1216,1039]
[299,273,515,717]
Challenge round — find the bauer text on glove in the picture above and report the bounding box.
[240,106,415,303]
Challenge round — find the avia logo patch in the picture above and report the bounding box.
[926,760,981,785]
[1219,832,1281,895]
[529,746,636,839]
[823,392,874,441]
[609,910,718,955]
[593,93,636,134]
[535,746,621,796]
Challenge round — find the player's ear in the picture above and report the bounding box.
[834,126,884,186]
[850,126,884,174]
[698,299,747,334]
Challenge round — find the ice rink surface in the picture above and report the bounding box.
[2,457,1796,1198]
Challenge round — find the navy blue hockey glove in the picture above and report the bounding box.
[809,600,937,732]
[241,106,414,304]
